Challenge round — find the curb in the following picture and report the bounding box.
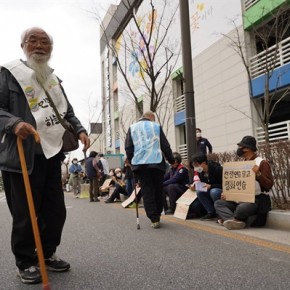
[266,210,290,231]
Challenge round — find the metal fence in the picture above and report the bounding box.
[244,0,259,10]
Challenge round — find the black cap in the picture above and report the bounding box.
[237,136,257,152]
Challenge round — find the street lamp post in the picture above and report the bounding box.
[179,0,197,164]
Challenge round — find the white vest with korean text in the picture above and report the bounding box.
[3,59,67,158]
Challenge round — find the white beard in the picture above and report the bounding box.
[26,55,51,85]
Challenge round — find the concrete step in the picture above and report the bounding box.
[266,209,290,231]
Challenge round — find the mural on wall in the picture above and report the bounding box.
[114,0,242,113]
[190,2,214,32]
[189,0,242,58]
[116,0,180,109]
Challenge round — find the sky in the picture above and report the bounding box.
[0,0,120,159]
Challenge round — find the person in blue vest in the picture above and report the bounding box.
[125,111,175,229]
[162,152,189,215]
[85,151,101,202]
[0,27,90,284]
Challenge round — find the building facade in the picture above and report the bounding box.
[100,0,290,158]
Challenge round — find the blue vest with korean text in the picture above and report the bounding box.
[130,120,162,165]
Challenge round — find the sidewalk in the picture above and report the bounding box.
[160,208,290,248]
[184,211,290,247]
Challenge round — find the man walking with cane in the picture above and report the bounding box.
[0,27,90,284]
[125,111,174,229]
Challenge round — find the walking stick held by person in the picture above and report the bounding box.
[17,131,51,290]
[133,172,140,230]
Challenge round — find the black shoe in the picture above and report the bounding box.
[17,266,41,284]
[200,213,217,221]
[105,199,114,203]
[45,254,70,272]
[90,199,94,202]
[95,198,100,202]
[165,209,174,215]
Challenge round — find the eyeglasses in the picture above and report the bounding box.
[24,38,51,46]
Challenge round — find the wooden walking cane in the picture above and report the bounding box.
[17,132,51,290]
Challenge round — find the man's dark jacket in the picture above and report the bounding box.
[0,67,86,174]
[198,160,223,189]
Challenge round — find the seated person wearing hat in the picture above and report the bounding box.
[214,136,274,230]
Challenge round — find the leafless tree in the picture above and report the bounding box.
[98,0,180,128]
[224,4,290,143]
[223,3,290,208]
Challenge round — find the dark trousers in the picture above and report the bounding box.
[163,184,188,211]
[136,168,164,223]
[2,154,66,270]
[88,177,100,200]
[214,199,258,222]
[108,183,128,201]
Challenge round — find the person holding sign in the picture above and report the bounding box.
[215,136,273,230]
[190,153,223,221]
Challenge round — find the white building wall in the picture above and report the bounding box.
[192,27,253,153]
[100,0,250,155]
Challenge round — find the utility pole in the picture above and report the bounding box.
[179,0,197,164]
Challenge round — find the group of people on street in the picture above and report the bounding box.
[65,152,110,202]
[0,26,274,286]
[125,111,273,232]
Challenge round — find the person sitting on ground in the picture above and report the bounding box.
[105,168,128,203]
[190,153,223,221]
[214,136,273,230]
[186,171,207,219]
[162,152,189,215]
[123,158,134,196]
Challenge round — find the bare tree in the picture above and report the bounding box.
[224,4,290,143]
[223,3,290,208]
[98,0,180,127]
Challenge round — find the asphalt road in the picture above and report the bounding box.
[1,191,290,290]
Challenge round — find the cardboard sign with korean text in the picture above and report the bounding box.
[174,189,197,220]
[121,187,141,208]
[223,161,255,203]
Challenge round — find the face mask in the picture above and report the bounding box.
[196,133,201,138]
[194,166,203,173]
[116,173,122,178]
[236,148,245,157]
[73,161,77,164]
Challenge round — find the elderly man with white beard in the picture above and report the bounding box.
[0,27,90,284]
